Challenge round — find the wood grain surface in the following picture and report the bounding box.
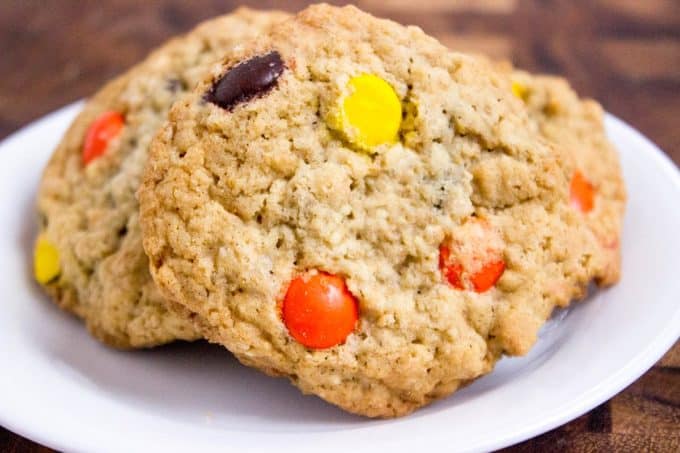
[1,1,678,451]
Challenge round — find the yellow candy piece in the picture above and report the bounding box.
[339,74,402,151]
[34,235,60,284]
[511,81,529,101]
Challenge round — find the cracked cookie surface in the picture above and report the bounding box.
[140,4,608,416]
[35,9,289,348]
[508,69,626,285]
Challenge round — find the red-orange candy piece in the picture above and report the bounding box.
[82,111,124,165]
[438,219,505,293]
[470,260,505,292]
[570,170,595,213]
[282,272,359,349]
[439,245,464,289]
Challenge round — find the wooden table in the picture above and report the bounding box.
[1,1,678,451]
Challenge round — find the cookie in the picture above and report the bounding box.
[34,9,290,348]
[508,70,626,284]
[140,4,607,416]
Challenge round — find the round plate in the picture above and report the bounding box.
[0,103,678,453]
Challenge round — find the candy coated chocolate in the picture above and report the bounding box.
[206,51,285,110]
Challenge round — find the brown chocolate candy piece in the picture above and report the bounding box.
[205,51,285,110]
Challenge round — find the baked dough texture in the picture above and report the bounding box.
[35,9,289,348]
[509,69,626,284]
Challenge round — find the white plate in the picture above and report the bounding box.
[0,102,678,453]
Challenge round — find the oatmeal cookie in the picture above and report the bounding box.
[34,9,289,348]
[140,5,606,416]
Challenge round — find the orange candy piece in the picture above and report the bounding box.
[440,245,505,293]
[438,220,505,293]
[469,260,506,292]
[282,272,359,349]
[570,170,595,213]
[82,111,124,165]
[439,245,464,290]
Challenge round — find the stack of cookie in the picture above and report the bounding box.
[33,4,625,417]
